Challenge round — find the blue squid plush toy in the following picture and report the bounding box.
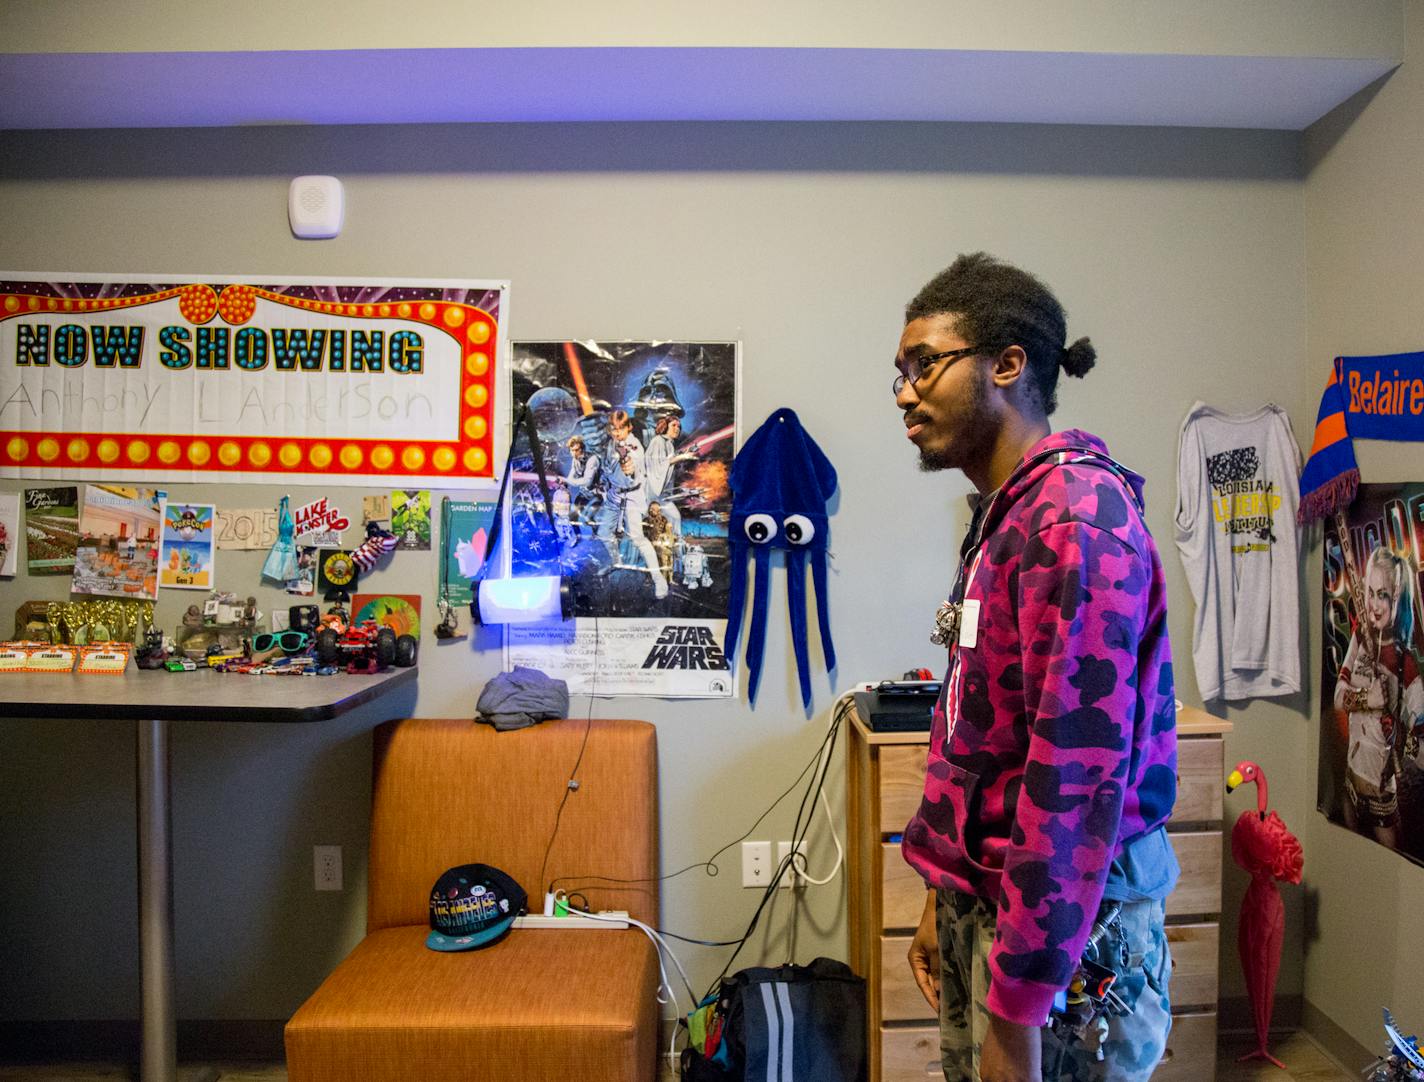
[724,407,838,707]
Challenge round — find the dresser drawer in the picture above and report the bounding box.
[882,1011,1218,1082]
[880,745,928,835]
[882,842,928,930]
[882,834,1224,926]
[879,935,937,1022]
[1153,1011,1217,1082]
[881,1025,942,1081]
[1166,831,1223,917]
[1166,922,1220,1010]
[1174,737,1224,822]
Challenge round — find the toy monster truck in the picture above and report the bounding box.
[314,618,417,674]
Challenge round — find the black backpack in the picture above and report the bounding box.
[681,957,867,1082]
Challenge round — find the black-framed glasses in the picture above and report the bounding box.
[893,346,993,394]
[252,630,310,654]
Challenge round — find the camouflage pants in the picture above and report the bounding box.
[935,890,1172,1082]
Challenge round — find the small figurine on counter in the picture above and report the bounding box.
[136,627,170,670]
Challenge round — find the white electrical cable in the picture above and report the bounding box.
[788,692,853,887]
[560,905,697,1073]
[793,788,845,886]
[572,907,697,1004]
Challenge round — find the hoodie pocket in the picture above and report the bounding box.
[905,760,996,881]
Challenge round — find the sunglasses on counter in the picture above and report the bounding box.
[251,630,311,654]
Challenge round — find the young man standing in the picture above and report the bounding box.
[895,253,1179,1082]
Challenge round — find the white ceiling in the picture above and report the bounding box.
[0,46,1397,131]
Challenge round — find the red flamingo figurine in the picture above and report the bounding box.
[1226,760,1304,1069]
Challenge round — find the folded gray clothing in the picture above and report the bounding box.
[474,665,570,731]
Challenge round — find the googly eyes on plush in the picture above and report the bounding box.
[745,513,777,544]
[783,514,815,545]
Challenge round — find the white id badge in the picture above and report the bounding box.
[958,599,980,650]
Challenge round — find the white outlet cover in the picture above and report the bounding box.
[314,844,342,891]
[289,175,344,239]
[741,840,771,888]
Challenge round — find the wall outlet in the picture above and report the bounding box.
[741,840,772,888]
[314,845,342,891]
[776,840,808,889]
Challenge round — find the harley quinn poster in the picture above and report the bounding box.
[1321,483,1424,864]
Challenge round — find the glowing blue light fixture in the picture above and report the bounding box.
[473,574,570,625]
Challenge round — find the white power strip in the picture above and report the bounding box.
[513,911,630,930]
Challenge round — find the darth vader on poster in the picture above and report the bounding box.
[1321,483,1424,864]
[501,340,739,697]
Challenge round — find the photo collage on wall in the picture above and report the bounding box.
[1321,483,1424,865]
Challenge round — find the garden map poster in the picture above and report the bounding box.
[23,485,78,574]
[504,340,738,697]
[0,275,505,486]
[1321,483,1424,865]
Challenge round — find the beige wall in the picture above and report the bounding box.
[0,120,1313,1027]
[1301,0,1424,1052]
[5,0,1402,57]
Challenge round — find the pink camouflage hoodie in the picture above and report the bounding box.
[900,429,1178,1027]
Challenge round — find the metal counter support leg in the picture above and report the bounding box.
[138,717,177,1082]
[136,719,220,1082]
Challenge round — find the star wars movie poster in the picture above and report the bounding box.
[504,340,738,697]
[1321,483,1424,865]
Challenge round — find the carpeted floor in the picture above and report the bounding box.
[0,1027,1364,1081]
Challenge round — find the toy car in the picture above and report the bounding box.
[313,618,417,674]
[164,657,197,672]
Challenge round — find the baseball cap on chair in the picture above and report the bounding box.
[426,864,527,952]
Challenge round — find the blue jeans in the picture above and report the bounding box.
[935,891,1172,1081]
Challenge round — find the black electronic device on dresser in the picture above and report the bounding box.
[854,678,940,733]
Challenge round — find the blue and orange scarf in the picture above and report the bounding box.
[1300,351,1424,525]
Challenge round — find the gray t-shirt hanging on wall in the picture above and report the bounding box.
[1175,402,1302,701]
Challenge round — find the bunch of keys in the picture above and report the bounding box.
[1050,905,1131,1060]
[434,598,465,641]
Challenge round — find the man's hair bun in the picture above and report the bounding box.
[1060,337,1097,378]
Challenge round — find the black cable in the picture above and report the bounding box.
[535,618,599,902]
[657,930,745,947]
[540,693,853,1004]
[700,697,853,1001]
[549,705,839,898]
[776,696,850,963]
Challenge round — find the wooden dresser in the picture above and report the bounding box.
[846,702,1232,1082]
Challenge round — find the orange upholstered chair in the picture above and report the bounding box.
[285,717,661,1082]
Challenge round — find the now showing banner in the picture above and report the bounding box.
[0,274,507,485]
